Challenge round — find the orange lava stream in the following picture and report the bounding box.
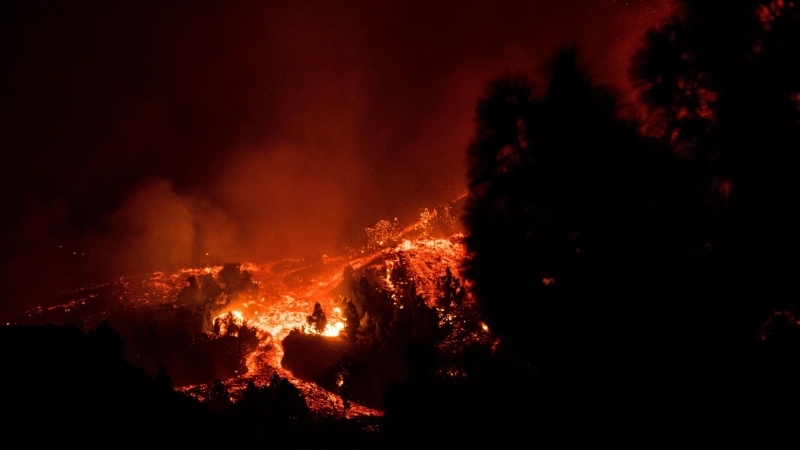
[18,235,485,419]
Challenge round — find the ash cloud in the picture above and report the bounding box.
[0,0,674,316]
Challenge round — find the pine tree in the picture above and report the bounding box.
[306,302,327,335]
[343,299,359,343]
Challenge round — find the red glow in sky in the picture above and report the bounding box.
[0,0,676,316]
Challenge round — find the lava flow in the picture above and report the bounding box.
[13,234,490,418]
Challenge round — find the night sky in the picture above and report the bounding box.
[0,0,674,316]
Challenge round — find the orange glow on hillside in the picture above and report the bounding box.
[18,234,489,419]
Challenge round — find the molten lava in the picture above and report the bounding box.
[13,234,488,418]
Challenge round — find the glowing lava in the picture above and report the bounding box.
[15,234,489,419]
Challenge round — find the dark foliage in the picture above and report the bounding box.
[343,299,360,343]
[456,3,800,443]
[0,323,381,447]
[436,267,465,314]
[282,329,351,382]
[217,262,258,299]
[465,50,702,366]
[384,343,535,446]
[229,373,311,424]
[632,0,800,313]
[306,302,328,335]
[337,257,443,351]
[0,323,211,446]
[282,259,451,411]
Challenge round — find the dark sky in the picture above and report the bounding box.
[0,0,675,315]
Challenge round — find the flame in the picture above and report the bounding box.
[215,310,244,325]
[214,310,246,336]
[320,321,345,337]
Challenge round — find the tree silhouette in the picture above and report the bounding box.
[266,373,310,422]
[306,302,327,335]
[462,52,716,443]
[466,74,534,190]
[155,364,173,392]
[436,267,464,314]
[214,311,241,336]
[90,320,125,360]
[207,378,233,414]
[218,263,258,299]
[464,51,666,360]
[459,5,800,440]
[342,299,359,343]
[633,0,800,321]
